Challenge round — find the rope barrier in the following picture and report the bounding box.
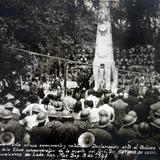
[15,48,91,66]
[15,47,159,78]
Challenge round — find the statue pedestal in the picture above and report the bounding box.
[93,58,118,92]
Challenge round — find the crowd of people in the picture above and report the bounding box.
[0,43,159,160]
[61,44,158,88]
[0,75,160,150]
[114,44,156,73]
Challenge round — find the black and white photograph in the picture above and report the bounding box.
[0,0,160,159]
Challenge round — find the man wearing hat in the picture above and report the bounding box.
[128,122,158,146]
[58,110,79,145]
[111,93,129,128]
[98,96,115,122]
[30,112,50,144]
[74,110,91,137]
[0,109,24,144]
[21,104,41,131]
[98,115,117,143]
[116,112,137,146]
[46,109,63,144]
[132,96,150,123]
[4,102,21,120]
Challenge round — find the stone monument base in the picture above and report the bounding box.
[93,58,118,92]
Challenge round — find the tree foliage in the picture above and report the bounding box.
[0,0,160,80]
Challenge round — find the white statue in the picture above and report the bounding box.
[93,0,118,92]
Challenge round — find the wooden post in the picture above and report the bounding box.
[20,75,23,90]
[64,63,67,96]
[58,59,61,78]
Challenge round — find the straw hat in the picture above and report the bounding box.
[122,114,137,127]
[61,110,72,119]
[78,132,95,148]
[98,116,110,128]
[36,112,47,123]
[99,109,108,117]
[0,132,15,145]
[47,109,58,118]
[135,122,151,138]
[1,109,13,119]
[32,104,41,113]
[80,110,90,121]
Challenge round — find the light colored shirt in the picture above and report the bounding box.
[89,108,100,123]
[63,96,77,111]
[21,114,38,131]
[86,95,99,108]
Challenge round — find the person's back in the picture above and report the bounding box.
[86,89,99,108]
[30,112,50,144]
[89,101,99,124]
[132,97,150,123]
[111,96,128,128]
[63,90,77,111]
[30,125,50,144]
[1,109,24,143]
[123,87,139,110]
[88,128,113,145]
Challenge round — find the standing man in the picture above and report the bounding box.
[62,89,77,112]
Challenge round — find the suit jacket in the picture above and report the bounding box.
[132,102,150,123]
[124,96,138,110]
[30,125,50,144]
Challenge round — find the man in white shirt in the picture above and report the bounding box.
[63,89,77,112]
[86,89,99,108]
[43,80,50,97]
